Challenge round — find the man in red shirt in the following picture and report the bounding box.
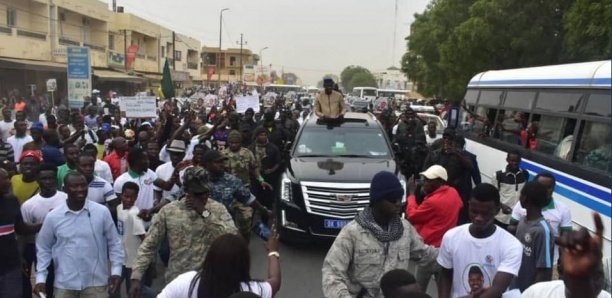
[406,165,463,291]
[104,137,129,180]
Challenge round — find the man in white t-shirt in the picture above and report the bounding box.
[113,148,159,221]
[75,154,116,205]
[82,144,113,184]
[509,172,572,265]
[7,120,33,163]
[20,164,67,298]
[437,183,523,298]
[0,108,14,141]
[154,140,186,204]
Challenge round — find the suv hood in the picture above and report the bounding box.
[288,157,397,183]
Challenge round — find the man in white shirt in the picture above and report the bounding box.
[7,120,33,163]
[154,140,185,204]
[20,163,67,298]
[83,144,113,184]
[75,153,116,206]
[437,183,523,298]
[0,108,14,141]
[509,172,572,266]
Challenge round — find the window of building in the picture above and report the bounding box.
[503,91,535,110]
[478,90,503,106]
[574,121,611,174]
[535,91,584,114]
[174,50,182,61]
[108,34,115,50]
[7,8,16,27]
[229,70,236,75]
[161,46,165,58]
[230,56,236,66]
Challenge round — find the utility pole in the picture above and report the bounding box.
[237,33,247,82]
[217,8,229,89]
[172,31,176,70]
[112,0,117,12]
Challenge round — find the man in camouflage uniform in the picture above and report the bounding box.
[128,167,237,295]
[222,130,272,240]
[322,171,438,298]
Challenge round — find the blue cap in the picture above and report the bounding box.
[101,123,112,133]
[323,78,334,85]
[30,122,44,132]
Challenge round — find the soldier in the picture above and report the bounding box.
[322,171,438,298]
[222,130,272,241]
[128,167,237,296]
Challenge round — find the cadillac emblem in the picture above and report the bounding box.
[336,194,353,202]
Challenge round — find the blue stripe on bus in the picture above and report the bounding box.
[520,161,611,204]
[554,183,611,217]
[468,78,612,86]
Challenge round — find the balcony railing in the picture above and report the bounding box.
[59,37,80,46]
[147,56,157,62]
[187,62,198,70]
[17,29,46,41]
[0,26,11,35]
[84,43,106,52]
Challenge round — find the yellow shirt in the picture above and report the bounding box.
[11,174,39,204]
[95,143,106,160]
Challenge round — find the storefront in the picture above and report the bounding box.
[0,57,67,105]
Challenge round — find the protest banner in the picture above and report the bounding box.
[119,96,157,118]
[236,95,260,113]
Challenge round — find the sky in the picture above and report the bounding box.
[108,0,431,85]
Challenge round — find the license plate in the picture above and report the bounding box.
[324,219,351,229]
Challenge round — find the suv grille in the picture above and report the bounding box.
[301,181,371,219]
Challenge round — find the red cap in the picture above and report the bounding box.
[19,150,42,163]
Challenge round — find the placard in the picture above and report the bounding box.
[119,96,157,118]
[236,95,260,113]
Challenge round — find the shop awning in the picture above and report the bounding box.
[0,57,66,72]
[93,69,145,82]
[141,73,162,81]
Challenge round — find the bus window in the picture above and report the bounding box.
[503,91,536,110]
[532,114,577,158]
[478,90,503,106]
[497,110,528,144]
[471,106,497,136]
[464,89,479,105]
[584,91,612,118]
[574,121,611,174]
[535,91,584,113]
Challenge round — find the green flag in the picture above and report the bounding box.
[161,59,175,99]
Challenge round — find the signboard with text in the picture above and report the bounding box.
[119,96,157,118]
[67,47,91,109]
[236,95,260,113]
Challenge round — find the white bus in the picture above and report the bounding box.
[264,84,302,94]
[377,89,408,100]
[351,87,378,101]
[462,60,611,257]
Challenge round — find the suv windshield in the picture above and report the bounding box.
[295,127,390,158]
[363,89,377,96]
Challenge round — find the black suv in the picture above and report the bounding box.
[277,112,405,241]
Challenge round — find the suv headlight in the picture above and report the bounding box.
[280,174,293,202]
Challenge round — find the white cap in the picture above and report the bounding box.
[420,165,448,181]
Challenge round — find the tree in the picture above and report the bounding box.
[348,72,377,91]
[340,66,370,91]
[562,0,612,61]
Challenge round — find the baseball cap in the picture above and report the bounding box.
[420,165,448,181]
[30,122,44,132]
[19,150,42,163]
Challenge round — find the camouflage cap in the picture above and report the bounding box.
[182,167,210,193]
[228,130,242,142]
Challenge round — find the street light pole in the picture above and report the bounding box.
[217,8,229,89]
[237,33,247,82]
[259,46,268,75]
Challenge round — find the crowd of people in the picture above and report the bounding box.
[0,78,607,298]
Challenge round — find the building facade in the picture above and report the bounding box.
[201,46,256,87]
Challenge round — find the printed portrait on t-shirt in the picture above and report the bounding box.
[463,263,491,294]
